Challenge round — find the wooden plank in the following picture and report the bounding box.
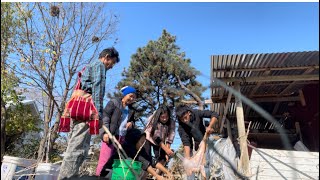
[181,99,213,104]
[218,103,224,128]
[278,68,315,95]
[210,56,214,98]
[214,93,296,98]
[219,74,319,83]
[219,70,230,100]
[261,95,300,100]
[211,96,301,103]
[299,90,307,106]
[272,102,280,115]
[212,65,319,72]
[245,104,251,118]
[226,118,232,141]
[234,82,251,176]
[219,90,232,133]
[249,70,271,97]
[295,122,303,143]
[220,81,319,87]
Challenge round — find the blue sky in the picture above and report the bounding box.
[105,2,319,100]
[103,2,319,150]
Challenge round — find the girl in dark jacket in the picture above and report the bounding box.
[96,86,137,176]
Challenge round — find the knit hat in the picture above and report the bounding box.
[121,86,136,96]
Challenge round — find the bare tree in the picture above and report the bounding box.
[9,2,119,162]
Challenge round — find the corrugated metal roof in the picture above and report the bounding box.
[210,51,319,130]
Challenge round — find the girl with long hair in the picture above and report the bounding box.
[145,105,176,166]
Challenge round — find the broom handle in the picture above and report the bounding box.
[102,125,129,159]
[203,131,210,142]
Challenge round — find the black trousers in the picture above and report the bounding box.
[144,140,167,164]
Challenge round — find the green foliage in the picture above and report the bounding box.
[50,137,67,162]
[1,3,41,159]
[1,2,14,57]
[1,69,41,158]
[114,29,206,118]
[6,138,40,159]
[1,2,21,109]
[1,2,22,62]
[5,102,41,136]
[1,71,20,104]
[1,70,41,155]
[1,1,40,139]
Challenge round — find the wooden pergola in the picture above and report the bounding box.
[209,50,319,176]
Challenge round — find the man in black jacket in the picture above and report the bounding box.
[175,104,220,159]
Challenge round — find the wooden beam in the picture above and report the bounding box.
[253,96,300,103]
[211,96,301,103]
[228,114,285,118]
[213,65,319,72]
[219,87,225,99]
[219,71,231,99]
[219,103,225,122]
[249,70,271,97]
[219,91,232,133]
[213,93,294,99]
[181,99,213,104]
[226,118,232,141]
[245,104,251,119]
[219,74,319,83]
[214,81,319,88]
[278,68,315,95]
[272,102,281,115]
[246,70,271,116]
[273,68,314,111]
[234,82,251,176]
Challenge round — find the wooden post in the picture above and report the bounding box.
[234,82,251,176]
[219,90,232,133]
[295,122,303,143]
[226,118,233,141]
[298,90,307,107]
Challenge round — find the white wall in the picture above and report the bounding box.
[250,148,319,180]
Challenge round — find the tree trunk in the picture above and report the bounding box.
[48,111,63,158]
[37,122,49,162]
[37,99,54,162]
[1,97,7,161]
[49,85,71,158]
[176,75,204,110]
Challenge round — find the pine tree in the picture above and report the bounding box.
[114,29,206,121]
